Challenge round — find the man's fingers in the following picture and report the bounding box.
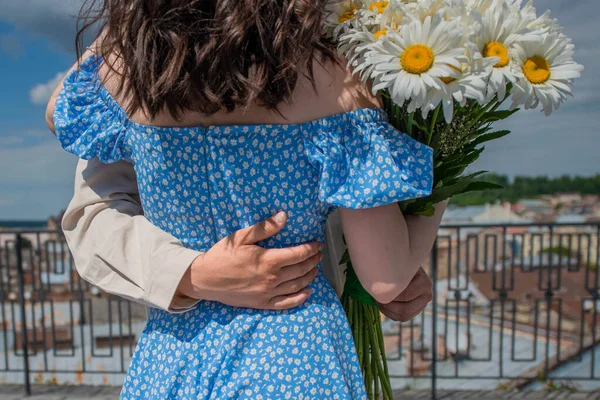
[267,288,312,310]
[237,211,287,245]
[276,252,322,283]
[274,266,318,296]
[267,242,322,268]
[379,292,431,322]
[392,267,432,303]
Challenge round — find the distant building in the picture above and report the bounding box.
[442,202,528,225]
[470,268,599,333]
[514,198,554,219]
[551,193,583,208]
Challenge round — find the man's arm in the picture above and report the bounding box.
[64,158,348,311]
[63,158,202,312]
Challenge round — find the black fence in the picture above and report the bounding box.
[0,223,599,398]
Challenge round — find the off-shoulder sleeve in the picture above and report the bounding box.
[53,53,132,163]
[304,108,433,210]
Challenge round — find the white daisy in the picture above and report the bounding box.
[324,0,363,40]
[470,1,542,102]
[444,0,480,41]
[404,0,448,22]
[422,43,498,122]
[361,0,391,15]
[380,0,409,30]
[517,1,562,35]
[338,0,408,83]
[367,12,465,111]
[509,32,584,115]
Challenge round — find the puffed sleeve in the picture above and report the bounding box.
[304,108,433,209]
[53,53,132,163]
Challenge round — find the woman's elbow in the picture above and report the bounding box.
[366,262,421,304]
[369,282,408,305]
[45,98,56,134]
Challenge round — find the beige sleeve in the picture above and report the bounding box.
[62,158,202,313]
[321,209,347,297]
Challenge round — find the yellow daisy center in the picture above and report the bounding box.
[440,64,462,84]
[401,45,435,74]
[373,29,388,39]
[483,41,510,68]
[369,1,389,13]
[522,55,551,84]
[338,7,359,23]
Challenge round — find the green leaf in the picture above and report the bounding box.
[402,175,475,214]
[461,147,485,165]
[435,148,484,183]
[481,108,519,123]
[458,181,504,194]
[339,249,350,265]
[413,204,436,216]
[472,130,511,146]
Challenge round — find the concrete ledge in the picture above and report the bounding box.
[1,385,599,399]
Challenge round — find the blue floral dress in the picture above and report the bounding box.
[54,53,433,399]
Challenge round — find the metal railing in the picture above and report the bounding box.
[0,223,599,398]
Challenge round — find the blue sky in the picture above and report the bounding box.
[0,0,598,220]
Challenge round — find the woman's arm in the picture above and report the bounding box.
[46,29,109,134]
[339,200,448,304]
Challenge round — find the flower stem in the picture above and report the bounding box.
[427,104,441,146]
[363,305,373,398]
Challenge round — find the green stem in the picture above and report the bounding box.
[370,306,394,399]
[465,88,512,133]
[364,306,372,398]
[369,306,380,400]
[467,99,497,130]
[427,104,441,146]
[406,112,414,137]
[373,351,380,400]
[356,300,363,370]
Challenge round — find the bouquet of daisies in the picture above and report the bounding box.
[326,0,583,398]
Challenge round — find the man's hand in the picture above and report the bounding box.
[376,267,432,322]
[176,210,322,310]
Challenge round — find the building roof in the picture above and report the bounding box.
[556,214,587,224]
[442,205,487,223]
[385,312,558,390]
[520,199,551,207]
[469,268,595,329]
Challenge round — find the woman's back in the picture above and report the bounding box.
[49,1,434,398]
[99,50,380,129]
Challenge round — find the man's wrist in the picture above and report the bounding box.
[174,253,209,300]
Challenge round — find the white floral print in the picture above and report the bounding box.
[54,53,433,399]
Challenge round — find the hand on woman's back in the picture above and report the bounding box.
[177,211,324,310]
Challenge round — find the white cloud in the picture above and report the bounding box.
[0,136,25,146]
[22,129,53,138]
[0,137,77,219]
[0,139,76,186]
[469,105,600,178]
[0,194,25,207]
[29,71,66,105]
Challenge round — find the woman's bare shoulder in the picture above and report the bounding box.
[308,56,383,115]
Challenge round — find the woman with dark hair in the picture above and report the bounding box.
[47,0,446,398]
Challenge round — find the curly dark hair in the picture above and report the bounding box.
[76,0,338,120]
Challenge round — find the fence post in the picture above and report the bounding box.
[15,233,31,395]
[431,239,438,400]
